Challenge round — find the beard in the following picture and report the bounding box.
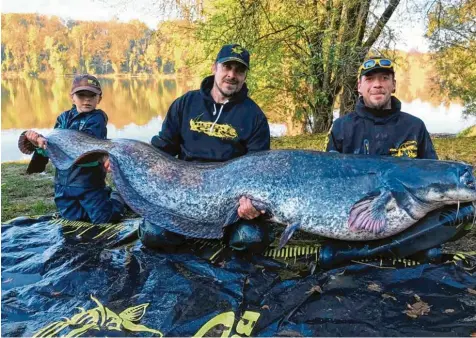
[215,79,240,97]
[366,94,392,110]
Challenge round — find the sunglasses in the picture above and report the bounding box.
[359,59,394,76]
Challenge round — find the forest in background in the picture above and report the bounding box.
[2,0,475,133]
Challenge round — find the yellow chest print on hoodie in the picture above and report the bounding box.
[389,140,418,158]
[190,116,238,140]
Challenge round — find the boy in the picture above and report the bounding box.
[22,74,124,224]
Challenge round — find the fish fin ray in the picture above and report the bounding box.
[278,223,300,249]
[348,190,393,234]
[223,206,241,228]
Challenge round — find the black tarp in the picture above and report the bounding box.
[2,216,476,337]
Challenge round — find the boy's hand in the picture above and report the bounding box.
[25,130,47,149]
[237,196,265,220]
[103,157,111,173]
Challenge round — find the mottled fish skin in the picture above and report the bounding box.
[29,129,476,241]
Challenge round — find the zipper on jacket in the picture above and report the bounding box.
[364,139,370,155]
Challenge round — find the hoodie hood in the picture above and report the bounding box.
[199,75,249,103]
[355,96,402,124]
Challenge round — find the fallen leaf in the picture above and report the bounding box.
[51,292,62,296]
[444,309,455,314]
[261,305,270,310]
[277,330,303,337]
[413,294,421,302]
[382,293,397,301]
[368,283,382,292]
[306,285,323,294]
[468,288,476,295]
[2,278,13,284]
[336,296,342,303]
[403,297,431,319]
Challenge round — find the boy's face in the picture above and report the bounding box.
[72,91,102,113]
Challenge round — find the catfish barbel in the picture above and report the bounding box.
[19,129,476,248]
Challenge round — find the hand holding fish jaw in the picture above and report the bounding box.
[25,130,47,149]
[238,196,265,220]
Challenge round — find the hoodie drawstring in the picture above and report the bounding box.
[210,100,228,132]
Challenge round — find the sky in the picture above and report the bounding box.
[1,0,430,52]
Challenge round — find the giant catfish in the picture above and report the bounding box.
[19,129,476,248]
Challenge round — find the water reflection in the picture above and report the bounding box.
[1,77,189,130]
[400,100,475,134]
[2,78,474,162]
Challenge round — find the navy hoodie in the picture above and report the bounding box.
[151,75,270,162]
[326,97,437,159]
[28,106,109,187]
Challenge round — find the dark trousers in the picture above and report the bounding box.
[54,185,124,224]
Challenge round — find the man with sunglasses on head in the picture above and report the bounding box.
[326,56,437,159]
[320,58,476,266]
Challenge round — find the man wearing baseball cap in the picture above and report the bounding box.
[146,44,271,251]
[323,58,475,265]
[22,74,125,224]
[326,56,437,159]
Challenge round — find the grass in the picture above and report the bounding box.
[1,135,476,222]
[1,162,56,221]
[457,125,476,138]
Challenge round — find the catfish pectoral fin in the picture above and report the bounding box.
[348,190,393,234]
[278,223,300,249]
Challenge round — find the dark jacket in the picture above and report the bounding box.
[326,97,438,159]
[28,106,109,188]
[151,75,270,162]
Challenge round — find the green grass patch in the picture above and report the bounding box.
[457,125,476,138]
[1,162,56,222]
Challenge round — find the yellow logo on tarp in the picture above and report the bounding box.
[33,295,163,337]
[389,140,418,158]
[194,310,261,337]
[190,118,238,139]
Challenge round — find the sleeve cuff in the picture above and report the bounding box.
[35,148,48,157]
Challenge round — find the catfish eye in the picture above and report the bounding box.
[460,170,475,189]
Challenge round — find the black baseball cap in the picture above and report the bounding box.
[216,44,250,69]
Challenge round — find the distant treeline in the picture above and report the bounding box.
[1,13,200,77]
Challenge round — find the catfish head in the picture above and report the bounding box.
[391,161,476,219]
[349,160,476,236]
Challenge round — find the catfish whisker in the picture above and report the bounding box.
[472,202,476,226]
[456,200,460,221]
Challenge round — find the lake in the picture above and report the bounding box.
[1,77,474,162]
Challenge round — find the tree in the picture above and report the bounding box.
[426,0,476,116]
[195,0,401,133]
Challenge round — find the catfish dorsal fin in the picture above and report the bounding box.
[348,190,394,234]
